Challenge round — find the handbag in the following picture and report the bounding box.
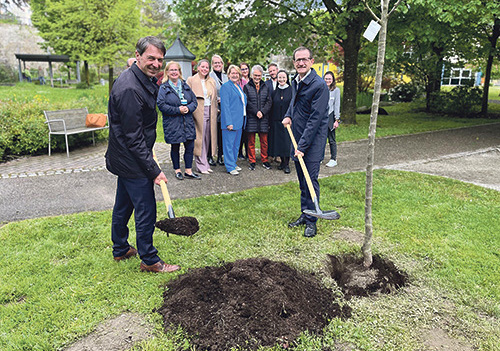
[85,113,107,128]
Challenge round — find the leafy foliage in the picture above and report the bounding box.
[389,83,422,102]
[31,0,141,66]
[0,87,108,160]
[429,85,483,117]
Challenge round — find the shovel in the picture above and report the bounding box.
[285,124,340,220]
[152,149,199,236]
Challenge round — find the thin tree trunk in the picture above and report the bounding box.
[108,66,114,95]
[84,61,90,87]
[363,0,389,268]
[481,17,499,116]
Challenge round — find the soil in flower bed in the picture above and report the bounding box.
[156,257,351,350]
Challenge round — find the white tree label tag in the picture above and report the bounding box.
[363,20,381,42]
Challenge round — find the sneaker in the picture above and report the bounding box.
[325,159,337,167]
[249,163,256,170]
[229,169,239,176]
[235,166,242,171]
[263,162,271,170]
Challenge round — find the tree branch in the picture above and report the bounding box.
[362,0,380,23]
[388,0,403,17]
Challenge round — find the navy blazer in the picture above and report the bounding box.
[105,64,161,179]
[285,68,329,163]
[157,80,198,144]
[220,81,247,130]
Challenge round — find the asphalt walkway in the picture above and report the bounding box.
[1,123,499,223]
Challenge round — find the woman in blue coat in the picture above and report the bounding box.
[157,61,199,180]
[220,65,247,175]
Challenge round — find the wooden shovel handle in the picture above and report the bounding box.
[152,148,173,213]
[285,124,318,201]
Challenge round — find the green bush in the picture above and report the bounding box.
[0,64,16,83]
[389,83,421,102]
[429,85,482,117]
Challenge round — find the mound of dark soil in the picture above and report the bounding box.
[155,216,199,236]
[327,254,408,299]
[157,257,351,350]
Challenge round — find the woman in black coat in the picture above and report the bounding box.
[268,70,292,173]
[243,65,272,170]
[157,61,199,180]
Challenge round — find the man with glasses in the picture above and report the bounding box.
[209,55,228,166]
[282,46,330,238]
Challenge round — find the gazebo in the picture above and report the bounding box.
[164,36,196,79]
[14,54,80,87]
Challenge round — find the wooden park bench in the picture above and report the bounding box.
[43,108,108,157]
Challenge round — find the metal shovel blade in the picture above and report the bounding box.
[303,208,340,220]
[303,198,340,220]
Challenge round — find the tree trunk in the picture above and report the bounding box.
[341,0,366,125]
[108,66,114,95]
[363,0,390,268]
[481,17,499,116]
[425,51,444,111]
[84,60,90,87]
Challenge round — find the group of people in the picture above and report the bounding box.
[105,36,341,273]
[155,57,340,178]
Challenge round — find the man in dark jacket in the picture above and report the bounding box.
[282,46,331,238]
[106,36,180,273]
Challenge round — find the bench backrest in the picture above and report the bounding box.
[44,108,89,132]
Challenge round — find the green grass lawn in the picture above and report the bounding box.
[1,170,499,350]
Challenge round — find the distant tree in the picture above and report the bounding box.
[31,0,140,88]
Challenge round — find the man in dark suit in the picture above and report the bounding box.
[282,46,329,238]
[265,63,279,93]
[106,36,180,273]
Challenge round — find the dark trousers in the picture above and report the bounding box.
[171,140,194,170]
[294,160,320,224]
[217,121,223,159]
[327,128,337,160]
[111,177,159,265]
[238,131,248,158]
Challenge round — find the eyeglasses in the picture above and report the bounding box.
[294,57,311,63]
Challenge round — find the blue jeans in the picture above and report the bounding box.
[294,160,320,224]
[111,177,160,265]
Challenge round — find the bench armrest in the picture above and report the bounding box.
[45,119,67,132]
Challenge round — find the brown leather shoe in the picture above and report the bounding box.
[140,260,180,273]
[114,246,138,261]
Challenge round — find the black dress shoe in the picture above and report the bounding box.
[284,165,291,174]
[184,172,201,180]
[288,214,306,228]
[304,222,317,238]
[208,157,217,167]
[175,172,184,180]
[217,157,224,166]
[277,164,284,170]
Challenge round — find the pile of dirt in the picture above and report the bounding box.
[156,257,351,350]
[327,254,409,299]
[155,216,199,236]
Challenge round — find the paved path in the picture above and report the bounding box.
[1,123,499,223]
